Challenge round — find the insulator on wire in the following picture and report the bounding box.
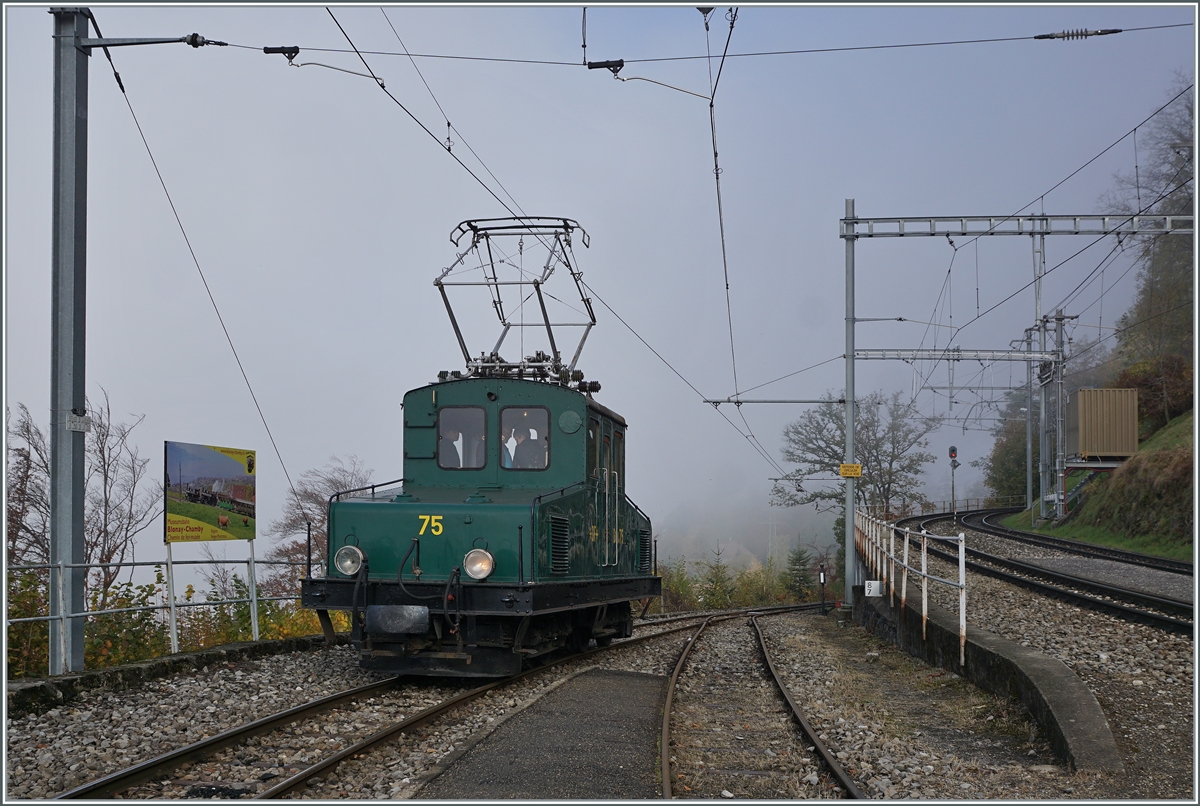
[1035,28,1122,41]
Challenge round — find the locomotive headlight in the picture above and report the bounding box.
[463,548,495,580]
[334,545,365,576]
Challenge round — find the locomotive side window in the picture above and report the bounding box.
[614,430,624,488]
[501,407,550,470]
[438,407,486,469]
[587,418,600,478]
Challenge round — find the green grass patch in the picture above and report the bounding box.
[996,408,1194,562]
[1139,409,1193,452]
[998,510,1192,562]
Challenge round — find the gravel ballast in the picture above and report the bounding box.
[920,519,1195,799]
[7,589,1191,799]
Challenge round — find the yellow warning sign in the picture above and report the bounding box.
[839,463,863,478]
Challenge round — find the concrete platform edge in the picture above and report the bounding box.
[850,585,1124,774]
[5,633,350,720]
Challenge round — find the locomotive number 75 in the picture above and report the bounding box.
[418,515,443,535]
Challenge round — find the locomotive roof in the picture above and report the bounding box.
[406,376,627,426]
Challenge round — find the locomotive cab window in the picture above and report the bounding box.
[502,407,550,470]
[614,429,624,488]
[438,407,486,469]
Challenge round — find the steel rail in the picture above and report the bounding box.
[660,618,711,799]
[258,611,802,799]
[54,675,405,799]
[901,515,1192,635]
[919,513,1193,617]
[750,615,865,799]
[916,513,1190,614]
[970,509,1193,576]
[637,602,827,628]
[53,604,821,800]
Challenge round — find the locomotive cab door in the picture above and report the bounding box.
[589,413,626,573]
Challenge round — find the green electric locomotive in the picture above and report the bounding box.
[301,218,660,676]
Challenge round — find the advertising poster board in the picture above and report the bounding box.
[164,441,256,543]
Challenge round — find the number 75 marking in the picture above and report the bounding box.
[418,515,443,535]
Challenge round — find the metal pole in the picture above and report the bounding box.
[248,540,260,641]
[1034,234,1050,522]
[49,7,91,675]
[1026,329,1034,524]
[951,462,956,517]
[1055,311,1067,519]
[958,532,967,668]
[920,530,928,640]
[844,199,857,607]
[166,541,179,654]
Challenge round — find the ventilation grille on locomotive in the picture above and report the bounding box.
[550,515,571,575]
[638,528,652,573]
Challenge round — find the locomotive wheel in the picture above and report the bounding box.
[568,626,591,653]
[594,635,614,647]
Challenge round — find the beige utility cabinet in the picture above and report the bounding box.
[1065,388,1138,459]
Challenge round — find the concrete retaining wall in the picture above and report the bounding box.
[6,633,348,719]
[852,585,1123,773]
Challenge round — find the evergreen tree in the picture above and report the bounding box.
[698,546,735,610]
[658,555,698,612]
[785,545,815,600]
[732,556,789,607]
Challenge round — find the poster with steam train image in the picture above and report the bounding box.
[164,441,256,542]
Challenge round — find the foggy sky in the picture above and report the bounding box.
[4,5,1195,572]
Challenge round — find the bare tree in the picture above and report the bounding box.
[261,456,373,596]
[5,393,160,610]
[771,389,941,512]
[83,390,160,610]
[6,405,51,566]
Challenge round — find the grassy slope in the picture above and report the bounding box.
[1000,410,1194,561]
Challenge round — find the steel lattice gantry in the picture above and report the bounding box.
[839,214,1193,239]
[840,206,1193,528]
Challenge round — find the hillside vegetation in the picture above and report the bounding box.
[1002,410,1193,561]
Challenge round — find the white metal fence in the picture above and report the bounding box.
[854,507,968,665]
[6,556,309,669]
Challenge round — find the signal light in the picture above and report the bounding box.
[949,445,957,460]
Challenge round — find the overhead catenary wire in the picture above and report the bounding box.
[915,139,1192,415]
[902,175,1191,410]
[377,8,530,221]
[319,9,789,477]
[324,8,526,225]
[582,279,787,477]
[702,7,743,398]
[949,82,1193,253]
[222,22,1191,67]
[86,11,300,499]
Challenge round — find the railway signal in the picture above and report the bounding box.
[949,446,961,515]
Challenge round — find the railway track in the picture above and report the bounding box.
[56,606,813,800]
[661,611,862,799]
[962,508,1194,576]
[898,512,1192,635]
